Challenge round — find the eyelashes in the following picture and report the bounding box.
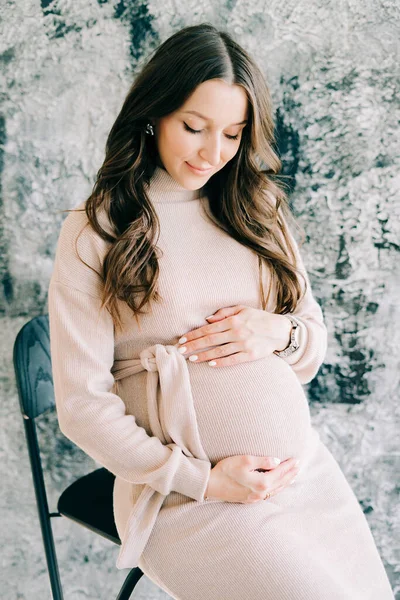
[183,122,239,141]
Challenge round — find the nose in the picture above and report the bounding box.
[199,134,222,167]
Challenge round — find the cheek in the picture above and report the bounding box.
[222,143,240,164]
[227,144,240,159]
[163,124,196,158]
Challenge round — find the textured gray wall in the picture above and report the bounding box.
[1,0,399,598]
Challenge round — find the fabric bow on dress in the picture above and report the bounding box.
[111,344,210,569]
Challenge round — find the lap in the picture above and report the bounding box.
[139,439,394,599]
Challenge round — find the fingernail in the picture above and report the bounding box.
[294,460,300,467]
[188,355,198,362]
[208,360,217,366]
[290,478,297,485]
[178,337,187,344]
[272,458,281,465]
[178,346,187,354]
[205,316,214,320]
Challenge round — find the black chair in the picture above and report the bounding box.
[13,314,146,599]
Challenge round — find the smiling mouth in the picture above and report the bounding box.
[186,162,212,173]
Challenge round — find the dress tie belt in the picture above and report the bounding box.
[111,343,210,569]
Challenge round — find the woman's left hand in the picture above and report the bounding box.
[176,305,292,367]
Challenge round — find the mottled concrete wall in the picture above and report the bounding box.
[1,0,399,598]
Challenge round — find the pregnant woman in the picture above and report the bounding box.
[48,23,394,599]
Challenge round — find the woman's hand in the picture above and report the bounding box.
[177,305,292,367]
[205,455,300,504]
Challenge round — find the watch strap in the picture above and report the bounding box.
[273,315,301,358]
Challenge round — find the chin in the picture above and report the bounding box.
[175,167,203,188]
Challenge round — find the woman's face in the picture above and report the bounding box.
[153,79,249,189]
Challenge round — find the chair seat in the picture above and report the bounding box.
[57,467,121,545]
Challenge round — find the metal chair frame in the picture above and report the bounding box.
[13,313,145,599]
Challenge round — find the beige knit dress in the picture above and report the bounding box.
[48,166,394,599]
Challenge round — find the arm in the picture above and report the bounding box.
[274,224,328,385]
[47,211,211,501]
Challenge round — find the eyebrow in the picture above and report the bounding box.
[182,110,248,126]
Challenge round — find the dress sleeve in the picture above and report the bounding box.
[276,224,328,385]
[47,213,211,502]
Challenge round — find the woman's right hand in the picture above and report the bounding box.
[204,455,300,504]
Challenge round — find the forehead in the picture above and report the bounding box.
[179,79,249,125]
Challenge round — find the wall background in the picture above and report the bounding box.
[1,0,399,598]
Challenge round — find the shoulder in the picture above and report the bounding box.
[50,200,113,297]
[57,199,114,247]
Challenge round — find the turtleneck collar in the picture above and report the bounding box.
[145,165,202,203]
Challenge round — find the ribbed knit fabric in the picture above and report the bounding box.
[48,165,394,599]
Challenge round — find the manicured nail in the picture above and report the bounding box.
[290,478,297,485]
[188,355,198,361]
[272,458,281,465]
[205,316,214,320]
[178,346,187,354]
[178,337,187,344]
[208,360,217,366]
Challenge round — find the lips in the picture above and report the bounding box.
[186,162,212,173]
[189,165,209,170]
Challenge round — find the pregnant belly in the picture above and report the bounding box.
[188,353,313,466]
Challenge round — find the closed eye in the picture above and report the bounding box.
[183,122,239,141]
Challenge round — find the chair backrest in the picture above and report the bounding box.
[13,314,55,420]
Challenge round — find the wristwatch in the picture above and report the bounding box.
[273,315,301,358]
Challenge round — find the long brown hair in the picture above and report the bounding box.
[63,23,307,333]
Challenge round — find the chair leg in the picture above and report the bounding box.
[23,419,64,599]
[44,535,64,600]
[115,567,145,600]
